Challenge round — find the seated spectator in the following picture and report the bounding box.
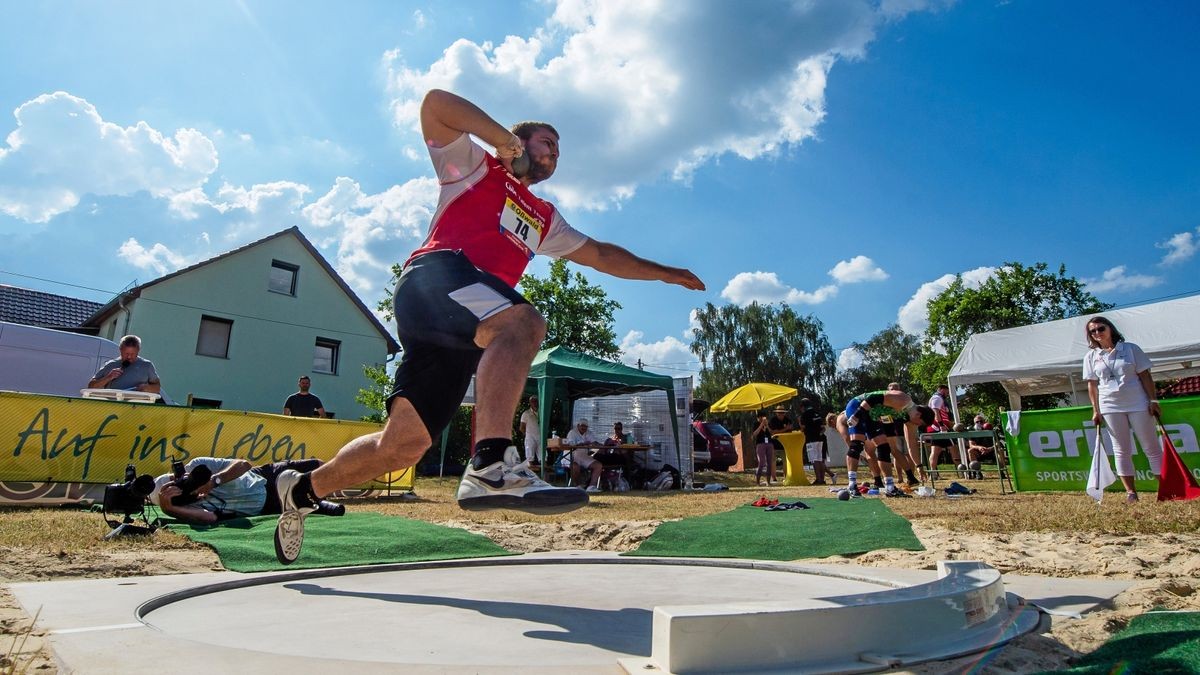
[88,335,161,394]
[564,419,603,493]
[149,457,343,525]
[967,415,1004,466]
[595,421,629,466]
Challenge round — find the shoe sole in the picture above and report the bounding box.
[274,510,306,565]
[457,490,589,515]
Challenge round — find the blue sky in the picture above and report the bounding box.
[1,0,1197,379]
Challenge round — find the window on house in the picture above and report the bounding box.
[269,260,299,295]
[313,338,340,375]
[196,316,233,358]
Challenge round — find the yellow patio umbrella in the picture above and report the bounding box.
[708,382,798,413]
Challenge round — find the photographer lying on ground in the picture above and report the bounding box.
[149,458,344,525]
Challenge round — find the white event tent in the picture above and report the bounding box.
[947,294,1200,416]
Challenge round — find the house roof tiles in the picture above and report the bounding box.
[0,285,103,329]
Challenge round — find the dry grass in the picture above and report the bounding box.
[0,472,1196,561]
[0,506,208,554]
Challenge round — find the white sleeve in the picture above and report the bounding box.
[537,210,588,259]
[1081,350,1097,381]
[1128,343,1152,374]
[428,133,487,184]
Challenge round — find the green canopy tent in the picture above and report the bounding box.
[525,346,682,475]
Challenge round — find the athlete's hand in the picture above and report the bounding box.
[494,133,524,160]
[666,267,705,291]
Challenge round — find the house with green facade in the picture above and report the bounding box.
[84,227,400,419]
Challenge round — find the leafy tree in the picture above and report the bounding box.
[829,324,923,406]
[912,262,1111,416]
[518,259,622,359]
[689,302,837,407]
[356,363,392,424]
[375,262,404,324]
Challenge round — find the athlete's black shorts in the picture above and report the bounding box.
[386,250,529,437]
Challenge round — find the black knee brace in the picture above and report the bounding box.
[875,442,892,464]
[847,440,865,459]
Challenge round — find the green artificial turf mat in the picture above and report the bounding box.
[173,511,515,572]
[1040,610,1200,675]
[624,498,924,560]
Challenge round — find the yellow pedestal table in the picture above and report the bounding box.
[772,431,811,486]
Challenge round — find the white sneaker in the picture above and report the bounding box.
[457,447,589,514]
[273,469,316,565]
[586,485,601,493]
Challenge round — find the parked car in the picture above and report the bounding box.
[692,420,738,471]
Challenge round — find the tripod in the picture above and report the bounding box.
[104,511,155,540]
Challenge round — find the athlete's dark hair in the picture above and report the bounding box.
[914,405,935,427]
[511,121,559,141]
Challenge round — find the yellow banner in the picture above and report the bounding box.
[0,391,413,489]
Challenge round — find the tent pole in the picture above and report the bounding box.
[947,378,961,426]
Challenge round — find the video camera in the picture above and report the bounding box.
[102,464,155,516]
[167,460,212,506]
[101,464,157,538]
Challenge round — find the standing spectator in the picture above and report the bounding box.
[564,419,603,493]
[928,384,954,432]
[518,395,541,466]
[926,384,958,474]
[799,399,831,484]
[283,376,326,418]
[750,412,774,486]
[88,335,161,394]
[1082,316,1162,503]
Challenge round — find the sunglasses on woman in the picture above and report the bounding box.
[1088,325,1108,335]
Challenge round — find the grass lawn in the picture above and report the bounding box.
[2,470,1196,558]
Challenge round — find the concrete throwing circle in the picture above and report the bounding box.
[138,557,897,669]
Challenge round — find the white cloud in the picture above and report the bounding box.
[897,266,997,334]
[1157,227,1199,266]
[720,254,885,307]
[619,330,697,377]
[0,92,217,223]
[166,180,312,243]
[302,176,440,298]
[838,347,864,371]
[1082,266,1163,294]
[383,0,922,210]
[829,255,888,283]
[720,271,838,306]
[117,238,196,276]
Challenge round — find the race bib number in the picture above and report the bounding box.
[499,197,543,257]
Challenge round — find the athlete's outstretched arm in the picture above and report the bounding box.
[563,239,705,290]
[420,89,523,159]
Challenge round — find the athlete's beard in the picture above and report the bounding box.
[525,156,555,184]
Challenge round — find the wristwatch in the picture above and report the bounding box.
[212,476,222,487]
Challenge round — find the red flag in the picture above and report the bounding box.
[1157,424,1200,501]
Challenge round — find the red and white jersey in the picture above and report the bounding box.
[406,133,588,287]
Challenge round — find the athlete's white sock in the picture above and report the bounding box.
[885,476,895,490]
[847,471,858,487]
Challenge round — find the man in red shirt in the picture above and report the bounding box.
[271,89,705,564]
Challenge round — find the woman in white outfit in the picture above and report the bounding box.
[1081,316,1162,503]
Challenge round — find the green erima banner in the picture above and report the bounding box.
[1006,396,1200,492]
